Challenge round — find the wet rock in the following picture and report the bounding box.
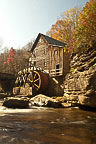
[3,97,29,108]
[61,102,72,108]
[63,48,96,108]
[29,94,62,108]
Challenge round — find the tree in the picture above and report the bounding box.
[22,40,34,51]
[0,47,8,73]
[0,47,31,74]
[7,47,16,65]
[74,0,96,52]
[47,8,80,52]
[14,49,31,73]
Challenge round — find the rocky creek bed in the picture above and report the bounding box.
[2,94,72,109]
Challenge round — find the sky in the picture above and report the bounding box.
[0,0,89,50]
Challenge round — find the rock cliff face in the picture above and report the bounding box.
[64,48,96,108]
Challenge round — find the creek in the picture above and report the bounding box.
[0,102,96,144]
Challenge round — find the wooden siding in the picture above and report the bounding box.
[29,37,70,77]
[49,46,64,76]
[63,52,70,75]
[29,37,49,73]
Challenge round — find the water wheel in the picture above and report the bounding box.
[27,71,48,95]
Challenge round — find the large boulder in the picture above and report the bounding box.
[29,94,62,108]
[3,97,29,108]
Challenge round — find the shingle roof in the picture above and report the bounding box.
[31,33,66,52]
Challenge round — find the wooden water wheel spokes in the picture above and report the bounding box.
[27,71,41,91]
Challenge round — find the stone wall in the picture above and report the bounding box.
[63,48,96,108]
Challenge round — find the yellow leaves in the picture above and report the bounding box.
[63,45,69,53]
[47,0,96,53]
[64,47,66,53]
[47,8,80,50]
[47,8,81,53]
[70,67,75,72]
[75,0,96,51]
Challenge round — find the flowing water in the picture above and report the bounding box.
[0,102,96,144]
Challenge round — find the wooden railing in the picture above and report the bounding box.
[50,68,63,77]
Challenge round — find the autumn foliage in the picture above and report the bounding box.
[0,48,31,74]
[7,47,16,65]
[47,0,96,53]
[47,8,80,52]
[74,0,96,52]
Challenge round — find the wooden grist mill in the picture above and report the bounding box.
[14,33,70,96]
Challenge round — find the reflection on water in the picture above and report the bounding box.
[0,106,96,144]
